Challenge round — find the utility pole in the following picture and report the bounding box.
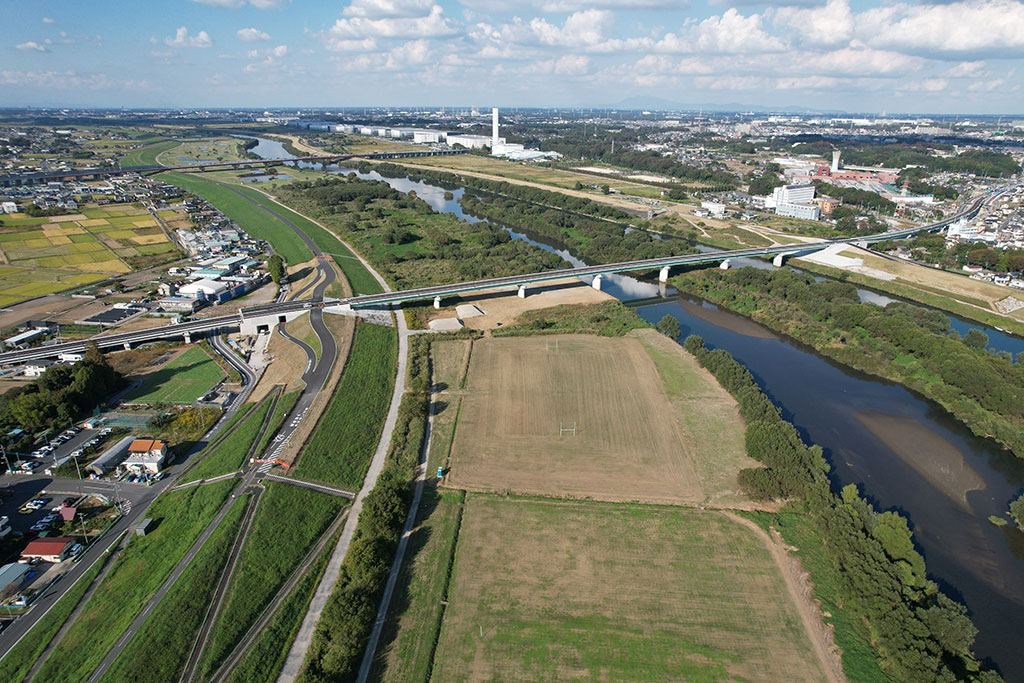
[0,444,11,475]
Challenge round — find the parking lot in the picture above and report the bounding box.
[0,474,149,538]
[8,429,101,475]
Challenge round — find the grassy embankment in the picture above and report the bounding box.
[181,394,275,483]
[196,483,345,679]
[99,495,248,682]
[30,481,238,681]
[0,552,108,681]
[292,321,397,488]
[121,138,179,167]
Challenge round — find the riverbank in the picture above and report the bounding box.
[671,267,1024,459]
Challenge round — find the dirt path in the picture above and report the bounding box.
[722,511,846,683]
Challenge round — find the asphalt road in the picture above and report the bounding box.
[0,339,257,660]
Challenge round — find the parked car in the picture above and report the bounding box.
[69,543,84,558]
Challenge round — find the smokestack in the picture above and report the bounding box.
[492,107,499,148]
[831,150,841,174]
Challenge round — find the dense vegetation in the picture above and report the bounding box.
[683,334,996,682]
[0,343,120,441]
[673,267,1024,457]
[278,176,564,290]
[1011,493,1024,529]
[294,321,397,488]
[872,235,1024,273]
[813,180,897,214]
[842,144,1020,178]
[298,334,431,682]
[182,397,274,483]
[494,300,653,337]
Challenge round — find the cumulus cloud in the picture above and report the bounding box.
[165,27,214,48]
[324,4,457,42]
[772,0,853,48]
[472,9,615,51]
[945,61,987,77]
[41,17,55,24]
[343,0,434,18]
[460,0,681,10]
[237,27,270,41]
[244,44,289,71]
[858,0,1024,57]
[16,41,50,52]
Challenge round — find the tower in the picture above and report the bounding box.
[491,107,499,148]
[831,150,841,174]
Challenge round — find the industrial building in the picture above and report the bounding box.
[769,184,821,221]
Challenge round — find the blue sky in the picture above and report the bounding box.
[3,0,1024,113]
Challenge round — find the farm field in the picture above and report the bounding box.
[127,345,226,404]
[445,333,714,504]
[0,202,179,305]
[431,495,827,682]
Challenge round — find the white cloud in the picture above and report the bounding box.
[385,39,432,67]
[945,61,987,78]
[324,4,457,41]
[860,0,1024,57]
[772,0,853,48]
[523,54,591,75]
[343,0,434,18]
[325,37,379,51]
[165,27,214,48]
[685,9,785,54]
[459,0,681,10]
[192,0,290,8]
[41,17,55,24]
[0,70,148,90]
[244,44,289,71]
[237,28,270,41]
[16,41,50,52]
[473,9,615,50]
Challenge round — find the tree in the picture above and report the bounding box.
[657,314,681,339]
[962,328,988,350]
[267,254,285,284]
[1011,493,1024,530]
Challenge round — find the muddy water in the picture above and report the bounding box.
[634,296,1024,678]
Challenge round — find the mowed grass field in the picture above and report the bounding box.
[128,345,226,404]
[432,495,826,682]
[0,203,178,305]
[447,333,716,504]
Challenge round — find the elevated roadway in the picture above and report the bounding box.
[0,185,1006,366]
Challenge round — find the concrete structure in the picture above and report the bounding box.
[123,439,168,474]
[1,202,17,214]
[87,435,134,476]
[20,537,74,563]
[492,107,499,148]
[446,134,493,150]
[776,202,821,221]
[772,183,821,221]
[831,150,841,174]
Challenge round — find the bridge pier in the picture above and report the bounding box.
[433,296,441,309]
[720,259,732,270]
[123,342,131,351]
[184,332,192,344]
[659,266,671,282]
[772,254,785,268]
[592,274,604,291]
[517,284,527,299]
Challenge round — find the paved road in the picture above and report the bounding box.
[0,341,258,662]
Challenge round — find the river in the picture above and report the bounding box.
[249,137,1024,676]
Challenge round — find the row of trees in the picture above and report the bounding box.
[0,343,121,441]
[674,267,1024,457]
[682,333,997,682]
[297,336,431,682]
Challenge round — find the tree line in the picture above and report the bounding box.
[682,333,998,682]
[674,267,1024,457]
[0,343,121,447]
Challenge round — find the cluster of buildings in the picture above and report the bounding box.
[158,198,269,313]
[87,436,168,477]
[948,186,1024,250]
[776,151,935,206]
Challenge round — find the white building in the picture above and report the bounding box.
[772,183,820,221]
[1,202,17,214]
[701,201,726,217]
[413,131,442,144]
[776,202,821,221]
[446,134,494,150]
[178,279,228,300]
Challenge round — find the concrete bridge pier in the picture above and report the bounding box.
[433,296,442,309]
[123,342,132,351]
[720,259,732,270]
[184,332,192,344]
[517,284,527,299]
[772,254,786,267]
[659,265,671,282]
[592,274,604,291]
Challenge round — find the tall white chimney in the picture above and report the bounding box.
[491,107,499,148]
[831,150,841,174]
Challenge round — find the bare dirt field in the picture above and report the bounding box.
[426,279,611,331]
[431,495,829,682]
[445,334,705,504]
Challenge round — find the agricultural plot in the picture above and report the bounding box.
[0,203,178,305]
[128,345,226,404]
[432,495,826,682]
[446,334,705,504]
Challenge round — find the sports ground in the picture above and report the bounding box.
[127,345,226,404]
[372,331,834,682]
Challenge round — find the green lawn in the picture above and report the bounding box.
[128,345,226,404]
[182,396,275,483]
[292,321,397,488]
[122,139,179,167]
